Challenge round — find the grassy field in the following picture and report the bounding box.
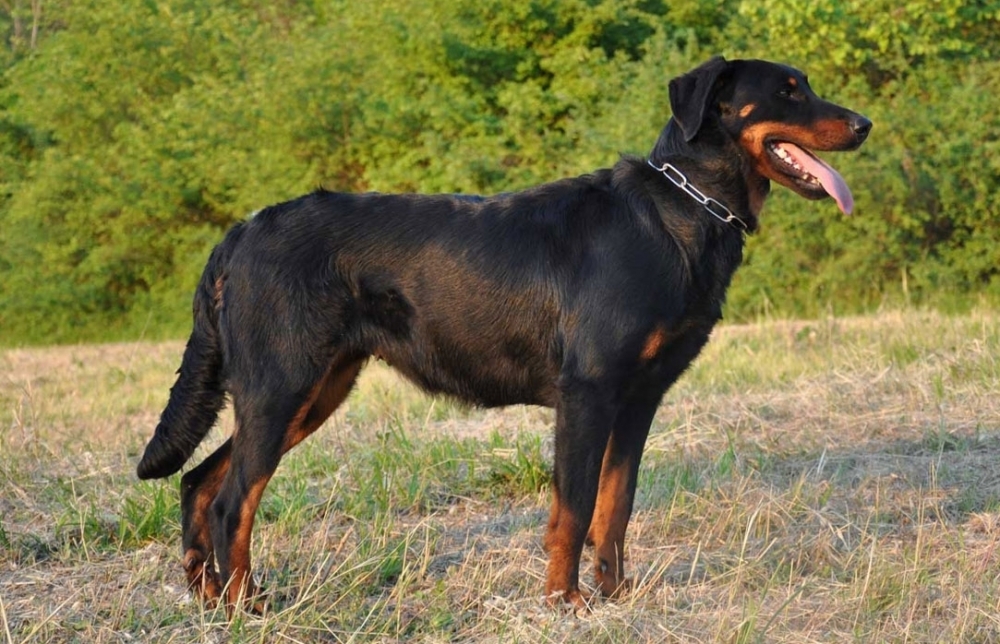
[2,310,1000,643]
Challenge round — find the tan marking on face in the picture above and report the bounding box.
[739,103,757,119]
[739,120,858,181]
[788,77,798,87]
[768,120,856,149]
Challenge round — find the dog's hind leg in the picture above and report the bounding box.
[199,353,364,613]
[279,355,365,453]
[180,438,232,605]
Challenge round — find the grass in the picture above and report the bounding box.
[2,309,1000,642]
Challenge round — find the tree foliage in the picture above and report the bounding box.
[1,1,998,344]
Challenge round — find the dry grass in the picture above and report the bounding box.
[2,309,1000,642]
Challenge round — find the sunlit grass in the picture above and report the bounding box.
[2,309,999,642]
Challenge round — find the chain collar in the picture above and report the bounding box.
[646,159,748,232]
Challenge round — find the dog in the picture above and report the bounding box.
[137,56,871,612]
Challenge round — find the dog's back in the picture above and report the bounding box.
[218,168,665,408]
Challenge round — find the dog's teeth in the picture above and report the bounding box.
[771,145,821,184]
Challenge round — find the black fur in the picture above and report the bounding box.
[137,224,244,479]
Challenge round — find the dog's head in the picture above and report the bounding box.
[669,56,871,214]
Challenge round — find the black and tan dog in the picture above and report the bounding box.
[137,56,871,612]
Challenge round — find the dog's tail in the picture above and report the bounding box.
[136,224,245,480]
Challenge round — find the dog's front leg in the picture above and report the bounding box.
[587,390,661,598]
[543,374,616,609]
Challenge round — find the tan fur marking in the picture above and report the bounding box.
[222,356,363,613]
[736,117,859,216]
[213,275,225,311]
[183,446,232,602]
[281,358,364,453]
[640,325,667,362]
[543,488,587,608]
[740,120,856,159]
[225,476,270,610]
[739,103,757,118]
[739,120,858,186]
[183,548,223,605]
[588,442,632,596]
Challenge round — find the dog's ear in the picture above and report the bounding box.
[668,56,730,142]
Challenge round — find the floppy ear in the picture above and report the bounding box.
[668,56,729,142]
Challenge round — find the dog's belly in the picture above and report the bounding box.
[368,311,560,409]
[347,252,563,408]
[386,354,556,408]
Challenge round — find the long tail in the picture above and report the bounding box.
[136,224,245,480]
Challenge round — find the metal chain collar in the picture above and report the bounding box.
[646,159,748,232]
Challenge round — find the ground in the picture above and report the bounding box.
[2,310,1000,642]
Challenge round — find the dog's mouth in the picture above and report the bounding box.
[766,141,854,214]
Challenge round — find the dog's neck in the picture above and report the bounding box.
[648,119,768,229]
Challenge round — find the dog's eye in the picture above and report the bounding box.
[778,87,801,100]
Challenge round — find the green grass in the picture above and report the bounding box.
[2,309,1000,642]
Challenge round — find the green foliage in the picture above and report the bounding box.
[118,481,181,547]
[731,0,1000,85]
[729,58,1000,318]
[1,1,998,344]
[329,422,551,518]
[483,430,551,497]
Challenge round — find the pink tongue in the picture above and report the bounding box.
[776,143,854,215]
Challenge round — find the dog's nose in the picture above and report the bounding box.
[852,115,872,142]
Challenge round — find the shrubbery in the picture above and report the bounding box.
[1,0,998,344]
